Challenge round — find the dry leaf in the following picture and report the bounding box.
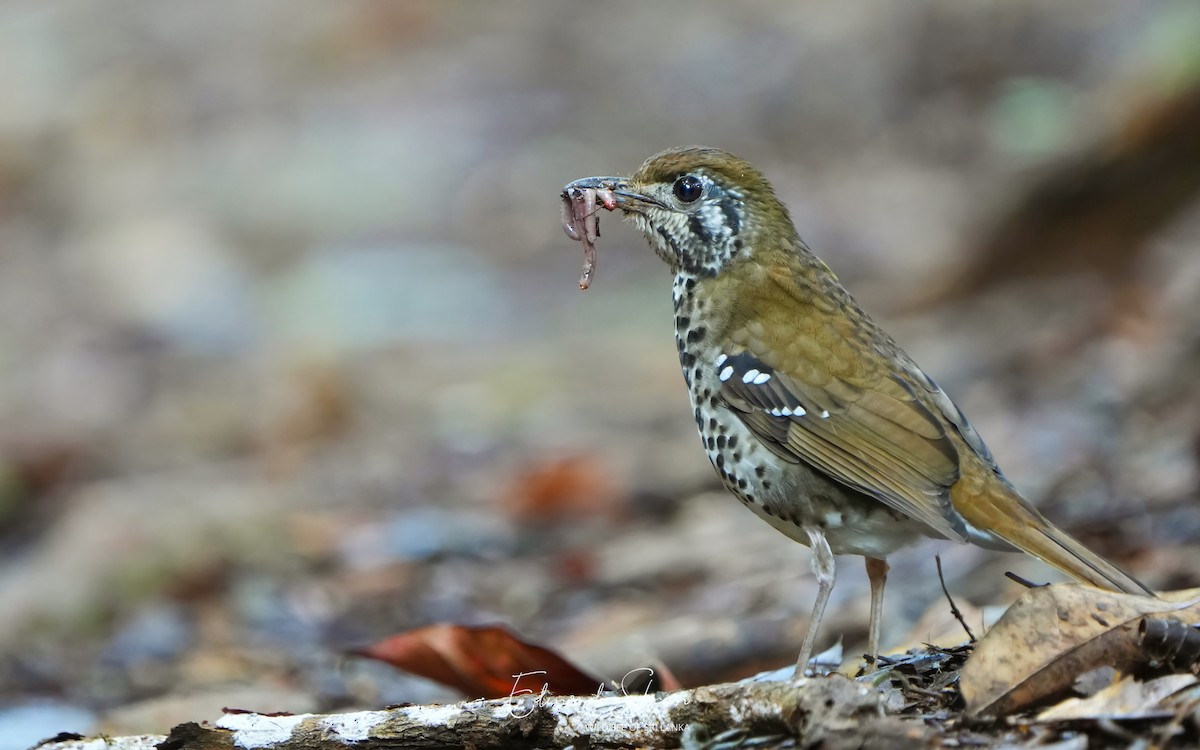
[352,623,603,698]
[1036,673,1199,722]
[502,455,625,524]
[960,585,1200,716]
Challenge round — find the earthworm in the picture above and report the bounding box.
[560,186,615,290]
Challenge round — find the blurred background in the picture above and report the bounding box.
[2,0,1199,744]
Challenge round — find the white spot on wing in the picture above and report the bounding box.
[715,353,728,366]
[719,366,734,382]
[752,372,771,385]
[820,409,830,419]
[742,369,760,384]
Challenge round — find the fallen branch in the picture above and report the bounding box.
[36,676,929,750]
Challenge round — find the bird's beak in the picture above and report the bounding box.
[563,176,661,211]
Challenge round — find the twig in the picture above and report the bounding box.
[37,676,927,750]
[885,669,945,700]
[935,555,976,643]
[1003,571,1044,589]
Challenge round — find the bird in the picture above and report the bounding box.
[563,146,1152,676]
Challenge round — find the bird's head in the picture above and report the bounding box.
[565,146,795,277]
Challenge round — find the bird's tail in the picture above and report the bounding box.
[952,471,1152,596]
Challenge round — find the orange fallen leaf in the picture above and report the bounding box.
[502,454,625,524]
[960,585,1200,717]
[352,623,603,698]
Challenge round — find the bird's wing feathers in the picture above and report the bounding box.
[719,350,968,541]
[901,361,1000,471]
[718,331,971,542]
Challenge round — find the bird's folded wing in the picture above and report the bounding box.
[717,344,969,543]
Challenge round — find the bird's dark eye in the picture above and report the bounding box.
[673,175,703,203]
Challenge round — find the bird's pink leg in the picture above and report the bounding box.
[794,527,836,678]
[865,557,889,668]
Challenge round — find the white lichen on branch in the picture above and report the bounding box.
[35,675,920,750]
